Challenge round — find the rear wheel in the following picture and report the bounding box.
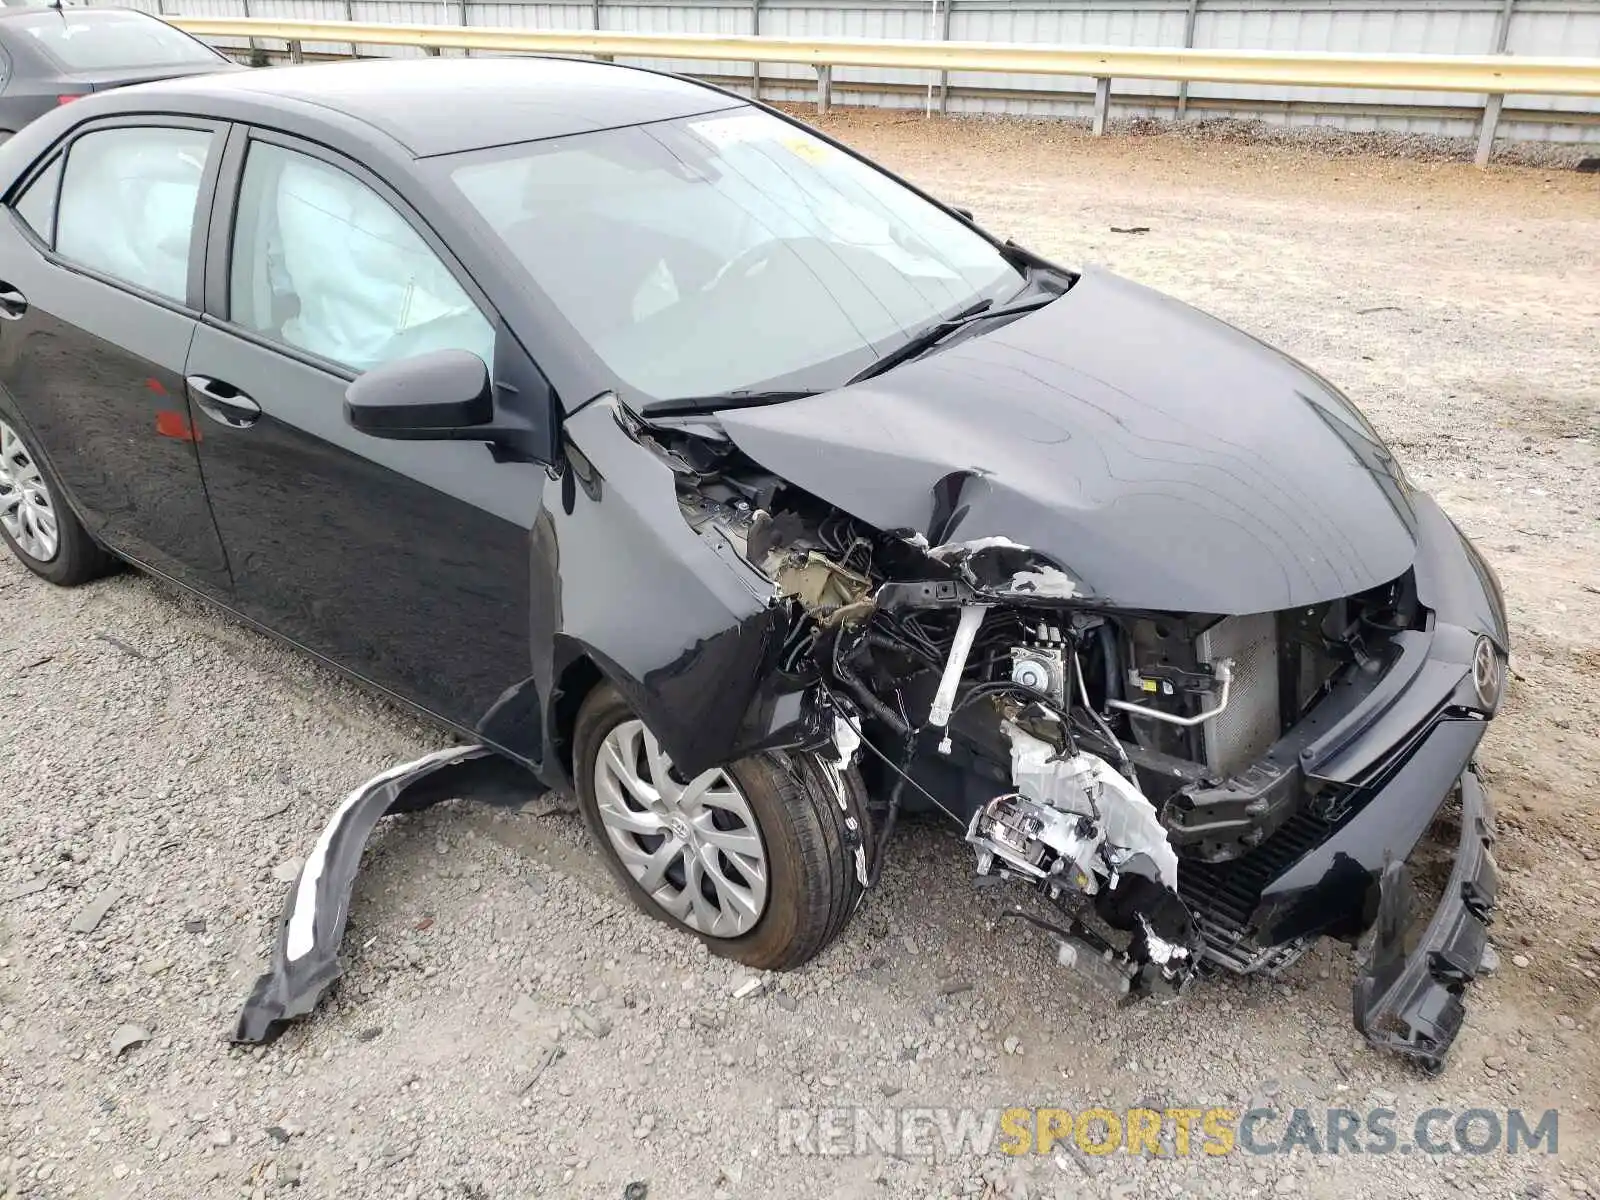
[574,683,866,971]
[0,417,115,586]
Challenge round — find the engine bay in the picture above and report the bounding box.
[643,410,1429,1000]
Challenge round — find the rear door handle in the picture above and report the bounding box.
[0,282,28,321]
[186,375,262,429]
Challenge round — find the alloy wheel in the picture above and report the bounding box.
[593,718,769,938]
[0,419,59,563]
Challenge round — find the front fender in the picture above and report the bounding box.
[541,398,823,780]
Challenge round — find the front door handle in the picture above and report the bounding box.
[187,375,261,429]
[0,282,28,321]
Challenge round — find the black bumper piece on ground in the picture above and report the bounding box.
[1352,763,1498,1074]
[235,746,537,1044]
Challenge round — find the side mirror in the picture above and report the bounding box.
[345,349,492,439]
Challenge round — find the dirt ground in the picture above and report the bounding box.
[2,116,1598,1200]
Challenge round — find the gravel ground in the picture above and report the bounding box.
[2,117,1598,1200]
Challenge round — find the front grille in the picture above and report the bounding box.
[1180,805,1340,943]
[1198,613,1280,775]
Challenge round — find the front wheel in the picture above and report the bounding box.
[574,683,867,971]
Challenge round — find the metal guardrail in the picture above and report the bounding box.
[169,16,1600,164]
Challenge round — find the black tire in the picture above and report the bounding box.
[574,682,867,971]
[0,411,116,586]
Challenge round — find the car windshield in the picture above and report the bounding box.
[444,107,1022,400]
[14,11,222,71]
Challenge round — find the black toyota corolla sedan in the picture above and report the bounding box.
[0,57,1506,1067]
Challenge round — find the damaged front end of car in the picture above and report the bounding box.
[634,356,1509,1068]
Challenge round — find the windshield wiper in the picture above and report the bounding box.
[846,292,1060,386]
[637,292,1060,417]
[640,389,819,417]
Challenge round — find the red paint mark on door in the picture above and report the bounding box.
[155,410,200,443]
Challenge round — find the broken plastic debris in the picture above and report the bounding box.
[732,977,765,1000]
[928,535,1029,559]
[1005,566,1079,599]
[234,744,538,1044]
[1137,914,1189,965]
[1003,724,1178,889]
[829,713,861,768]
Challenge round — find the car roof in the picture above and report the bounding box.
[136,56,744,157]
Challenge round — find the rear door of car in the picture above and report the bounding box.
[184,126,544,743]
[0,114,231,594]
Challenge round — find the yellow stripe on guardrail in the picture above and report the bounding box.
[167,17,1600,166]
[169,18,1600,96]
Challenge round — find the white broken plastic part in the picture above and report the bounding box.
[824,709,870,888]
[1005,566,1079,599]
[927,535,1029,560]
[1138,914,1190,965]
[1002,723,1179,890]
[830,713,861,768]
[929,603,989,751]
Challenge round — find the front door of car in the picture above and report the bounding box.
[183,130,546,745]
[0,117,230,594]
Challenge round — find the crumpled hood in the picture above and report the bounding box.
[716,268,1420,615]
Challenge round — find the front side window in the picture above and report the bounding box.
[443,107,1021,400]
[230,141,493,374]
[56,126,212,303]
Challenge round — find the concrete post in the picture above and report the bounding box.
[1092,76,1111,135]
[938,0,954,116]
[1477,0,1517,166]
[1475,93,1505,167]
[1176,0,1200,120]
[751,0,762,102]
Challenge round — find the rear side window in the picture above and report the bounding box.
[14,12,221,71]
[12,154,61,243]
[56,126,213,303]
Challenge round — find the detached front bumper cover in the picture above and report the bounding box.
[1352,762,1498,1074]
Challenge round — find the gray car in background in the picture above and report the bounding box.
[0,6,238,142]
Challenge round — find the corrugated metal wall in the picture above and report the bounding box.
[132,0,1600,142]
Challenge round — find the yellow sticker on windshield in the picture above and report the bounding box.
[782,136,830,164]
